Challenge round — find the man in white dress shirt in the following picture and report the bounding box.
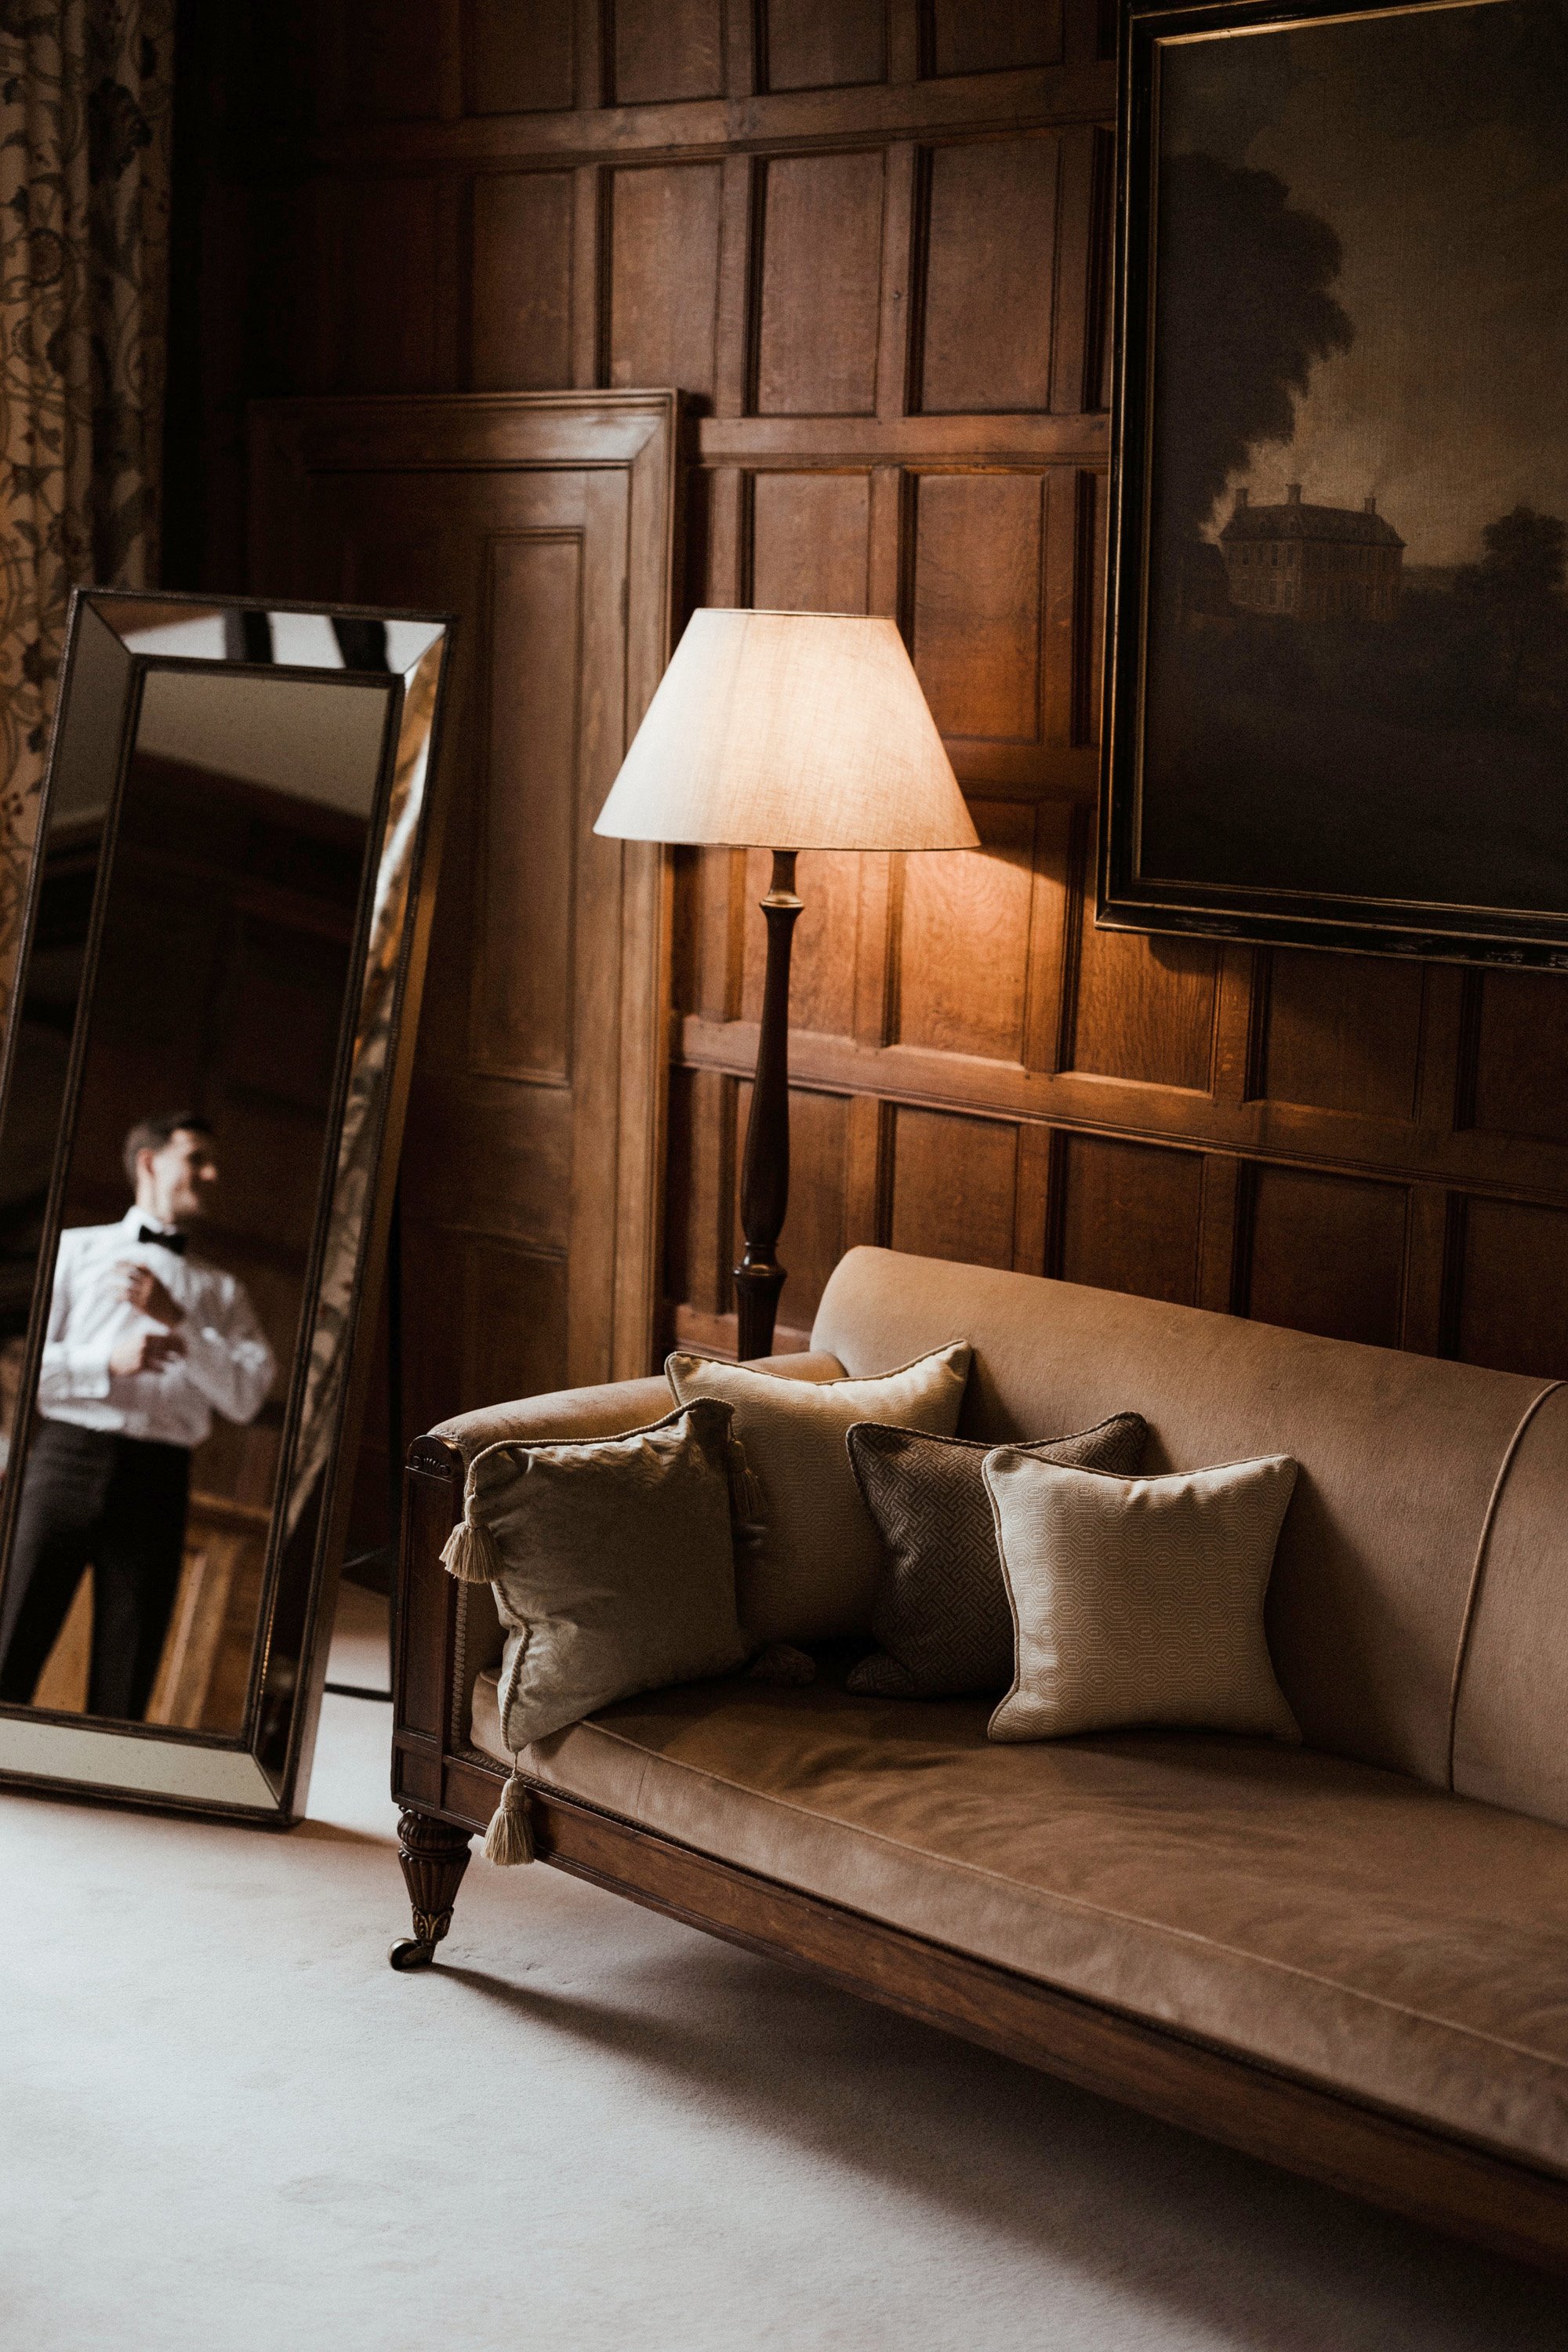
[0,1113,276,1719]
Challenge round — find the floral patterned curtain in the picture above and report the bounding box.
[0,0,174,985]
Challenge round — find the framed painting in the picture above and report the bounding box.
[1101,0,1568,965]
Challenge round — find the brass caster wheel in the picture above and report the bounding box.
[389,1936,437,1972]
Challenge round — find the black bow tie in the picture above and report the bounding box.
[137,1225,187,1257]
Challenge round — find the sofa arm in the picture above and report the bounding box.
[428,1349,848,1464]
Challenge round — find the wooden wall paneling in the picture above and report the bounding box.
[1262,950,1425,1123]
[917,135,1058,414]
[1022,798,1082,1077]
[608,165,724,400]
[1069,881,1218,1091]
[1196,1151,1243,1313]
[321,178,461,393]
[314,0,463,124]
[1210,945,1263,1108]
[471,173,575,390]
[1241,1167,1410,1351]
[889,1107,1019,1269]
[249,395,680,1419]
[466,0,578,114]
[713,156,757,419]
[749,471,872,612]
[910,470,1043,746]
[896,800,1036,1062]
[569,165,604,388]
[212,17,1568,1388]
[612,0,725,104]
[1399,1182,1452,1357]
[922,0,1065,78]
[1455,1197,1568,1380]
[762,0,888,92]
[755,152,887,416]
[1053,1134,1204,1305]
[844,1092,891,1247]
[1469,971,1568,1145]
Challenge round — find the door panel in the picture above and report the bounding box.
[248,394,679,1442]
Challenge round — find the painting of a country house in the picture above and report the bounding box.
[1105,0,1568,960]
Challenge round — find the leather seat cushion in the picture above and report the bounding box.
[470,1664,1568,2178]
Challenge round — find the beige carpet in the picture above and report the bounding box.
[3,1581,1565,2352]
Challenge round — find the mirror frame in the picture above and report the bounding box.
[0,587,457,1824]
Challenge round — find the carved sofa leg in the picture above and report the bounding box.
[390,1808,473,1971]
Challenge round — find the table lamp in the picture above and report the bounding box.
[594,608,978,1359]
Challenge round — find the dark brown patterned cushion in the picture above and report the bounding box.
[845,1414,1147,1698]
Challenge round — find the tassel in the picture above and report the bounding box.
[727,1433,767,1534]
[440,1501,502,1585]
[482,1768,535,1866]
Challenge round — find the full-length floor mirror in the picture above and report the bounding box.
[0,590,454,1822]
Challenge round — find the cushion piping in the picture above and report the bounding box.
[1446,1378,1566,1791]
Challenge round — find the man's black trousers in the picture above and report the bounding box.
[0,1419,191,1719]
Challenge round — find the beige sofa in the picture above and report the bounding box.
[390,1247,1568,2273]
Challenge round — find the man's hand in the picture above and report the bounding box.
[108,1328,187,1377]
[115,1261,183,1329]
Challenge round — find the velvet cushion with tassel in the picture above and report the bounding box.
[447,1399,751,1757]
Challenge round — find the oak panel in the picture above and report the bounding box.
[925,0,1065,76]
[471,531,581,1080]
[1056,1134,1204,1305]
[1472,973,1568,1146]
[609,165,724,399]
[1071,917,1217,1091]
[764,0,886,89]
[1264,951,1424,1123]
[1457,1198,1568,1381]
[1243,1167,1408,1350]
[324,0,456,122]
[911,472,1043,741]
[898,801,1036,1062]
[471,173,574,391]
[756,151,886,416]
[326,179,448,392]
[920,136,1058,415]
[889,1107,1018,1268]
[466,0,576,112]
[613,0,724,103]
[750,472,872,612]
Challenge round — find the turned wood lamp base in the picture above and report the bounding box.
[733,850,803,1361]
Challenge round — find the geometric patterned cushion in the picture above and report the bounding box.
[846,1414,1146,1699]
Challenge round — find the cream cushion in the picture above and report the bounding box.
[477,1399,749,1752]
[985,1454,1300,1744]
[666,1343,971,1642]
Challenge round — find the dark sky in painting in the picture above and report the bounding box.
[1160,0,1568,562]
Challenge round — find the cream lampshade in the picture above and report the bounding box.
[595,608,978,1358]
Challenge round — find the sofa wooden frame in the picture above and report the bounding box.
[390,1435,1568,2278]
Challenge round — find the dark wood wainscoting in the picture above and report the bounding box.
[172,0,1568,1385]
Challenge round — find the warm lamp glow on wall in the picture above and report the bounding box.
[595,608,978,1358]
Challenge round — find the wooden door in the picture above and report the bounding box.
[247,394,679,1441]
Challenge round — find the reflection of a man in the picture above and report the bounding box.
[0,1115,275,1720]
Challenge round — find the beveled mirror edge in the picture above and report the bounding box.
[0,590,459,1826]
